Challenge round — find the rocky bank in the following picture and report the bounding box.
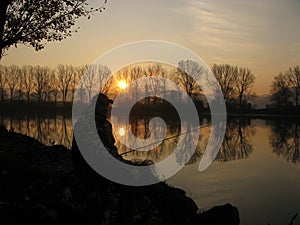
[0,126,239,225]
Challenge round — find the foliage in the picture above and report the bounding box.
[0,0,107,59]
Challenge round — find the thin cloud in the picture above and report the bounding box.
[173,0,300,94]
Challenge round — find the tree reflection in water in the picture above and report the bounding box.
[216,118,255,162]
[268,119,300,163]
[115,116,256,164]
[114,115,182,163]
[187,117,255,164]
[0,111,73,149]
[1,110,258,164]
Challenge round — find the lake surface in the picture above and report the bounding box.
[1,112,300,225]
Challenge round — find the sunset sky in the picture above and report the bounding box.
[2,0,300,95]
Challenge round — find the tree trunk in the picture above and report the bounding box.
[239,94,242,111]
[54,93,57,106]
[26,92,30,104]
[10,88,13,102]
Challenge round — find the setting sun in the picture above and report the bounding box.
[118,80,127,89]
[118,128,126,136]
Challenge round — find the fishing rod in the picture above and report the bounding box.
[119,123,211,156]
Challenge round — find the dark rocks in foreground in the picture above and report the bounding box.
[0,126,239,225]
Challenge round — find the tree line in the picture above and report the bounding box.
[103,61,257,113]
[269,65,300,111]
[0,61,259,113]
[0,64,111,105]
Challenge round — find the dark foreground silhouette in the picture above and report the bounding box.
[0,126,240,225]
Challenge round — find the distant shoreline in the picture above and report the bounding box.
[1,101,300,118]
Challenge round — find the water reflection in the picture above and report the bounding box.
[114,116,256,164]
[186,117,256,164]
[0,111,73,149]
[114,115,182,162]
[1,111,259,163]
[268,119,300,163]
[4,112,300,165]
[216,118,255,162]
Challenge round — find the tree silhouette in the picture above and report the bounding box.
[0,0,108,59]
[5,65,19,101]
[211,64,238,104]
[0,65,7,102]
[288,65,300,108]
[49,70,59,105]
[20,65,35,103]
[176,60,203,97]
[236,67,255,111]
[211,64,255,112]
[145,64,168,105]
[95,65,112,94]
[76,65,89,104]
[0,64,111,104]
[33,66,51,103]
[270,72,292,109]
[57,64,74,105]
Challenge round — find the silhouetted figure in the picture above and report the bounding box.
[72,93,121,171]
[71,93,123,224]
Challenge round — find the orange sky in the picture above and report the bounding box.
[2,0,300,95]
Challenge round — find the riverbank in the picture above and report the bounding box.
[0,126,240,225]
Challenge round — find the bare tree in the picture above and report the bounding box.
[288,65,300,108]
[76,65,88,103]
[111,64,144,105]
[33,65,50,103]
[176,60,203,97]
[84,65,97,102]
[130,65,144,101]
[21,65,35,103]
[145,63,168,105]
[0,64,7,102]
[5,64,19,101]
[236,67,255,111]
[270,72,292,108]
[82,64,112,102]
[96,64,111,94]
[211,64,238,103]
[15,67,23,101]
[48,70,59,105]
[56,64,73,105]
[70,66,79,102]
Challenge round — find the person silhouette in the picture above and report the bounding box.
[72,93,121,172]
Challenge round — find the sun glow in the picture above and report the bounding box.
[118,128,126,136]
[118,80,127,89]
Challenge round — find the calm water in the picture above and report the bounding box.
[168,119,300,225]
[1,112,300,225]
[0,112,73,148]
